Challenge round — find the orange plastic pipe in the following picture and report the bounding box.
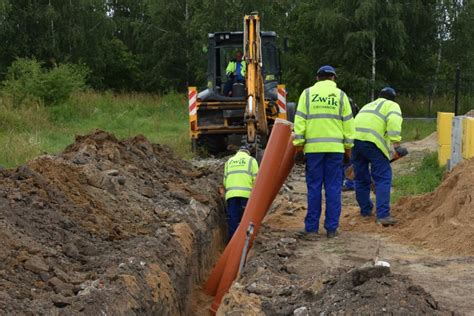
[204,133,296,299]
[206,120,294,313]
[204,120,292,296]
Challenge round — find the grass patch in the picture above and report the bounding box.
[392,152,444,202]
[0,91,190,168]
[401,119,436,142]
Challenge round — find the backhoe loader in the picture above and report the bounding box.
[187,13,295,156]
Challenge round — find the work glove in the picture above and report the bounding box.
[392,146,408,160]
[294,146,305,164]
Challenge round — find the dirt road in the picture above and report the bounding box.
[217,139,474,315]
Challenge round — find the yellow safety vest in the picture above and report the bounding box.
[293,80,355,153]
[224,151,258,200]
[226,60,247,77]
[354,98,403,158]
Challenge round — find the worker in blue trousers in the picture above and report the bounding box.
[293,65,355,238]
[342,97,360,191]
[352,87,406,225]
[222,145,258,240]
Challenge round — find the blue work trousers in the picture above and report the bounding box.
[226,197,248,240]
[352,140,392,219]
[305,153,344,233]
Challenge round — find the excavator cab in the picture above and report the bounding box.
[188,15,295,156]
[205,31,281,97]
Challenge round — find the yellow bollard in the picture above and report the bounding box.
[438,144,451,166]
[437,112,454,166]
[437,112,454,146]
[462,117,474,159]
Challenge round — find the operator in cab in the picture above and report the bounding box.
[224,51,247,96]
[222,145,258,240]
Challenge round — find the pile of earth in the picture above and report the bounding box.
[217,229,448,315]
[0,130,226,315]
[393,158,474,255]
[342,158,474,256]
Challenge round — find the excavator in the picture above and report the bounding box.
[187,13,295,156]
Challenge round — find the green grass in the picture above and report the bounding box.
[398,94,474,117]
[401,119,436,142]
[0,91,190,168]
[391,152,444,202]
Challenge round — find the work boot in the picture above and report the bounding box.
[376,216,398,226]
[295,229,318,239]
[326,231,338,239]
[361,213,372,220]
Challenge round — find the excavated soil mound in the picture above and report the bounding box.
[342,159,474,256]
[393,159,474,255]
[0,130,225,314]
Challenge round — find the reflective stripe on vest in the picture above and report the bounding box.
[359,100,401,122]
[225,186,252,192]
[225,170,257,177]
[355,127,389,152]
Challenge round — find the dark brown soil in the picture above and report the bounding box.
[0,130,226,315]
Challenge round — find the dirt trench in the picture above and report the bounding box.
[0,131,227,315]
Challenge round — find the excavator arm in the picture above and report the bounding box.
[243,14,268,145]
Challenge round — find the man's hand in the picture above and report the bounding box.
[294,145,304,153]
[218,186,225,197]
[392,146,408,160]
[294,146,305,164]
[344,148,352,164]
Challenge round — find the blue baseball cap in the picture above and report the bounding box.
[317,65,337,77]
[380,87,396,99]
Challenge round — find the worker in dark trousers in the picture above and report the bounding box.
[342,97,360,191]
[293,65,355,238]
[223,145,258,240]
[224,51,247,96]
[352,87,405,225]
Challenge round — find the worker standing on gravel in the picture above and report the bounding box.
[223,145,258,240]
[293,65,355,238]
[352,87,405,226]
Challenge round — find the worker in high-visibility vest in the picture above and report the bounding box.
[223,145,258,239]
[293,65,355,238]
[352,87,405,226]
[224,51,247,96]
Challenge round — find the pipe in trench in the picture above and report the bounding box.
[204,119,296,312]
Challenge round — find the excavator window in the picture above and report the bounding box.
[207,32,280,95]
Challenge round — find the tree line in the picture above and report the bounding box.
[0,0,472,103]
